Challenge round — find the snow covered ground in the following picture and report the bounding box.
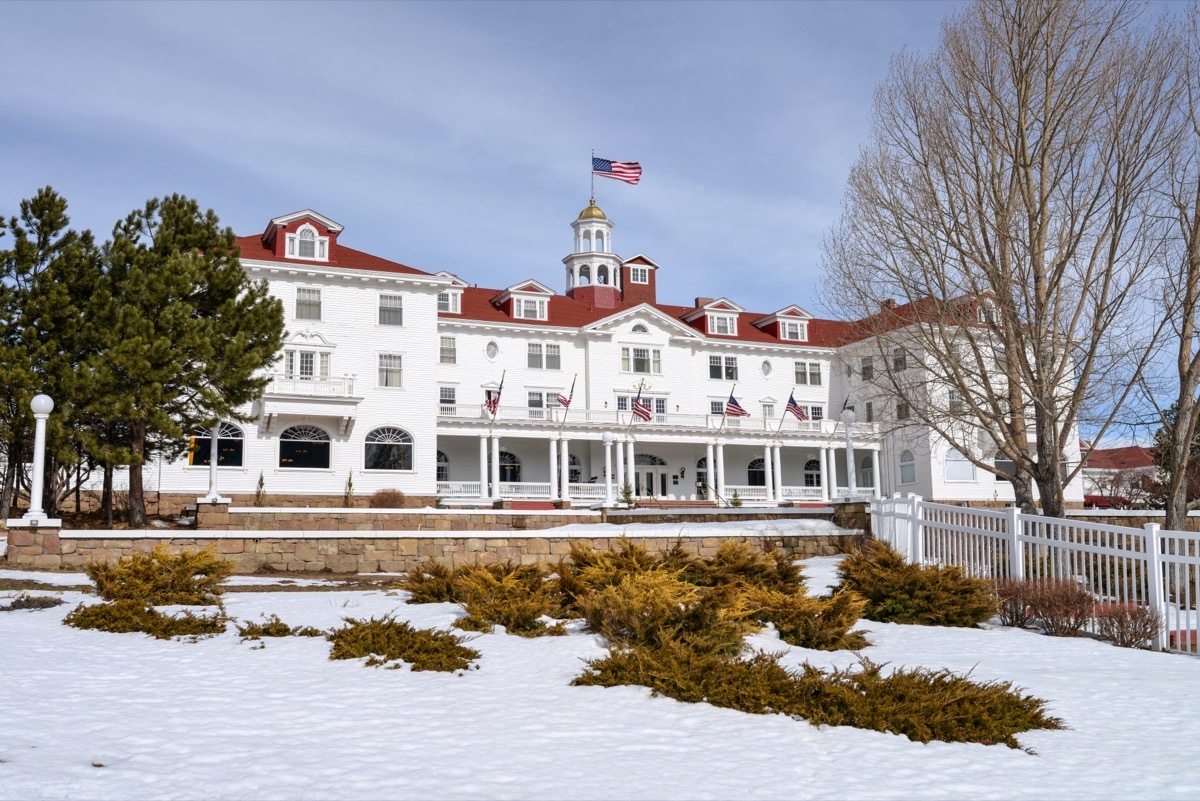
[3,556,1200,800]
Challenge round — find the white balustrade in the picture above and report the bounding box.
[265,374,356,397]
[437,481,481,498]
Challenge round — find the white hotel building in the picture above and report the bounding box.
[162,202,1084,509]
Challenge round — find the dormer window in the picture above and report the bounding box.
[779,320,807,341]
[515,297,548,321]
[437,291,462,314]
[286,224,329,262]
[708,314,737,336]
[630,266,649,284]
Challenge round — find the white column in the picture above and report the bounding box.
[615,436,626,498]
[715,441,726,504]
[198,421,230,504]
[479,436,489,500]
[824,447,835,500]
[705,441,715,500]
[764,443,775,502]
[626,440,636,495]
[602,433,615,506]
[772,444,784,502]
[560,438,571,501]
[818,448,828,501]
[549,437,559,500]
[871,449,882,498]
[843,409,858,498]
[490,435,501,501]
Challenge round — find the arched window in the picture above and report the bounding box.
[994,450,1017,480]
[748,458,766,487]
[803,458,821,487]
[696,457,709,499]
[899,450,916,485]
[583,232,593,252]
[298,227,316,259]
[279,425,331,469]
[568,454,582,483]
[365,427,414,471]
[945,448,975,482]
[631,323,649,334]
[596,232,606,252]
[436,450,449,482]
[597,265,609,285]
[579,265,591,285]
[499,451,521,483]
[860,455,875,488]
[635,454,667,466]
[188,423,244,467]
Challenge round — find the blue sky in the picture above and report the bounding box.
[2,0,957,316]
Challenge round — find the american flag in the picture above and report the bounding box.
[725,393,750,417]
[632,389,653,421]
[484,373,504,416]
[785,392,808,420]
[556,376,576,409]
[592,157,642,185]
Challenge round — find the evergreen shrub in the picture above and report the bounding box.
[836,540,998,626]
[397,559,462,604]
[64,599,227,639]
[574,646,1061,749]
[453,562,566,637]
[328,615,479,671]
[237,614,325,639]
[87,545,233,606]
[0,594,65,611]
[750,587,869,651]
[699,541,804,593]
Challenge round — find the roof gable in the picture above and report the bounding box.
[265,209,344,235]
[583,304,705,339]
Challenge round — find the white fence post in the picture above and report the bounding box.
[908,493,924,565]
[1005,506,1024,581]
[1143,523,1168,651]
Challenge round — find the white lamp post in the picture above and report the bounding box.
[841,405,857,500]
[8,394,61,528]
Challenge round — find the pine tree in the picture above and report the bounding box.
[90,195,284,526]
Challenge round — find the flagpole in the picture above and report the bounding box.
[775,386,794,436]
[718,383,735,435]
[557,373,577,436]
[487,369,506,439]
[626,378,648,437]
[590,148,595,202]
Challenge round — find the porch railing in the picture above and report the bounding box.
[264,374,357,398]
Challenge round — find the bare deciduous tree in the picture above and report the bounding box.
[821,0,1177,516]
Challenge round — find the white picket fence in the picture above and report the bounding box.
[870,494,1200,654]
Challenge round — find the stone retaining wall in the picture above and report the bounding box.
[5,528,864,574]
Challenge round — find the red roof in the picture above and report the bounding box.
[235,235,430,277]
[447,287,853,348]
[1085,446,1155,471]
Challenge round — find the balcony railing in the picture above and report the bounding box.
[434,481,835,501]
[437,404,871,436]
[264,374,357,398]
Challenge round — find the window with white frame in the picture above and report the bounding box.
[279,425,331,469]
[528,391,546,419]
[528,342,544,369]
[899,450,916,484]
[865,401,874,423]
[526,342,562,370]
[892,347,908,371]
[710,400,725,416]
[709,355,737,380]
[296,287,322,321]
[439,386,456,412]
[439,336,456,364]
[948,389,966,415]
[437,291,461,313]
[994,450,1017,479]
[861,356,874,381]
[779,320,806,341]
[378,294,403,326]
[708,313,736,335]
[364,427,413,471]
[762,403,775,418]
[377,354,403,388]
[188,423,244,468]
[631,323,649,333]
[945,448,975,481]
[286,225,329,262]
[794,361,821,385]
[897,402,911,421]
[804,459,822,487]
[808,405,824,422]
[545,343,561,370]
[437,450,450,482]
[284,349,330,380]
[439,288,460,311]
[514,297,548,320]
[630,266,649,284]
[619,395,665,417]
[622,346,661,374]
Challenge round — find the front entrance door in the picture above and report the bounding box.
[635,468,670,498]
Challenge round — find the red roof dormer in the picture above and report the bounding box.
[260,210,345,265]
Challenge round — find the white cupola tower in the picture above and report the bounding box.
[563,199,622,296]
